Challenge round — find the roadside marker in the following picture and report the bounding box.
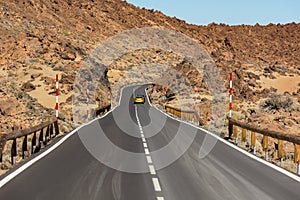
[229,72,233,118]
[55,74,59,120]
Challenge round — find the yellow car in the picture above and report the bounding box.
[134,94,145,104]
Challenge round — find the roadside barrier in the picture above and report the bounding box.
[0,118,59,165]
[165,101,300,175]
[95,104,111,116]
[0,102,111,167]
[228,117,300,175]
[165,104,202,125]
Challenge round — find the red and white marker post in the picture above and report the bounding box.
[229,72,233,119]
[192,88,198,124]
[229,72,238,144]
[163,87,167,102]
[55,74,59,120]
[192,96,196,124]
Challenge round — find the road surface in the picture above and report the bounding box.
[0,85,299,200]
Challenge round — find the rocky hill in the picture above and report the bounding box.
[0,0,299,153]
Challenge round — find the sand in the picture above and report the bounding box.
[259,74,300,94]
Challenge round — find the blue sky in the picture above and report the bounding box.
[126,0,300,25]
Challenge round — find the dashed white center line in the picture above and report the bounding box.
[143,142,148,148]
[144,148,150,155]
[146,156,153,164]
[149,165,156,175]
[152,178,162,192]
[135,104,164,199]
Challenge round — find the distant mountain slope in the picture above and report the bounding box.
[0,0,299,134]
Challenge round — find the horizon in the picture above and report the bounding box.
[126,0,300,25]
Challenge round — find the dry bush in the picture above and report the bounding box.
[261,93,293,112]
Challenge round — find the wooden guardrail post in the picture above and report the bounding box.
[189,113,192,122]
[50,124,54,138]
[22,135,27,159]
[263,135,268,161]
[295,144,300,175]
[251,131,256,155]
[54,120,59,136]
[11,138,17,165]
[234,126,238,144]
[31,132,36,154]
[278,140,283,161]
[45,125,50,144]
[0,134,6,163]
[242,128,247,143]
[228,120,233,138]
[38,128,43,149]
[178,110,182,118]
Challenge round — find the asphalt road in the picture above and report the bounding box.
[0,85,299,200]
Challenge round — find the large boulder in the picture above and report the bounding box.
[21,82,36,92]
[0,97,24,116]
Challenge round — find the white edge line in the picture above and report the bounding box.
[0,86,128,188]
[144,88,300,183]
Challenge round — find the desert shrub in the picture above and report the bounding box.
[261,94,293,111]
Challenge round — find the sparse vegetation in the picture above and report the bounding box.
[260,93,293,111]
